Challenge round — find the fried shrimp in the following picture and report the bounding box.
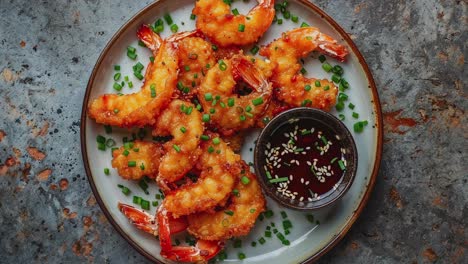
[88,33,179,127]
[161,136,241,218]
[260,27,349,110]
[111,140,164,180]
[187,163,265,241]
[137,24,216,99]
[193,0,275,47]
[198,54,274,135]
[153,100,204,191]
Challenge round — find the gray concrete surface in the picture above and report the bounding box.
[0,0,466,263]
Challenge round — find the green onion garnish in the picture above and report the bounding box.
[238,253,246,260]
[190,14,196,20]
[252,97,264,106]
[264,210,274,218]
[323,85,330,91]
[232,8,239,16]
[150,84,156,98]
[170,24,178,33]
[104,168,110,175]
[114,65,120,71]
[338,160,346,170]
[291,15,298,23]
[113,82,122,91]
[212,137,220,145]
[315,80,321,87]
[173,144,181,152]
[238,24,245,32]
[227,98,235,107]
[202,114,210,122]
[128,161,136,167]
[200,135,210,141]
[304,84,311,91]
[241,176,250,185]
[164,14,173,25]
[352,112,359,118]
[207,146,215,153]
[204,93,213,101]
[269,177,288,183]
[322,62,333,72]
[301,22,310,27]
[180,127,187,133]
[218,59,227,71]
[250,45,260,55]
[224,210,234,216]
[258,237,266,244]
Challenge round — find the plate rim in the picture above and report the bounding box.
[79,0,383,263]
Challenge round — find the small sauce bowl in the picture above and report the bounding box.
[254,108,358,211]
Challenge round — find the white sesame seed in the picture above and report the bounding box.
[299,196,304,201]
[300,178,304,183]
[306,161,312,166]
[308,197,313,201]
[305,181,310,185]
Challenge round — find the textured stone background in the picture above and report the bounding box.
[0,0,466,263]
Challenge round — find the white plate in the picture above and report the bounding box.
[80,0,383,263]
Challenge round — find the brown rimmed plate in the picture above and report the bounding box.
[80,0,383,263]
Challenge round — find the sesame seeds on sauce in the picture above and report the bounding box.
[264,119,347,202]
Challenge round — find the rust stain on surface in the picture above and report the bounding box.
[0,130,5,142]
[63,208,78,219]
[0,165,8,175]
[20,40,26,47]
[432,196,446,208]
[37,168,52,181]
[389,186,403,208]
[423,247,438,262]
[34,121,49,137]
[354,3,367,13]
[72,238,93,257]
[59,178,69,190]
[27,147,46,161]
[383,110,417,134]
[86,195,97,207]
[1,68,20,83]
[5,156,19,167]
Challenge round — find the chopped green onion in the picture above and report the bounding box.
[207,146,215,153]
[352,112,359,119]
[227,98,235,107]
[269,177,288,183]
[106,138,116,147]
[114,72,121,81]
[264,210,274,218]
[315,80,321,87]
[212,137,220,145]
[232,189,240,196]
[150,84,156,98]
[134,71,144,80]
[301,99,312,107]
[180,127,187,133]
[332,74,341,83]
[140,199,150,210]
[291,15,299,23]
[258,237,266,244]
[283,10,290,19]
[96,135,106,144]
[323,85,330,91]
[128,81,134,88]
[281,211,287,219]
[277,18,283,25]
[202,114,210,122]
[251,241,257,247]
[335,101,345,111]
[252,97,264,106]
[250,208,256,213]
[348,103,355,109]
[238,24,245,32]
[204,93,213,101]
[104,168,110,175]
[318,55,326,63]
[283,220,292,230]
[339,114,345,120]
[184,65,190,72]
[322,62,333,72]
[238,253,246,260]
[232,8,239,16]
[113,82,122,91]
[265,171,272,179]
[173,144,181,153]
[218,59,227,71]
[250,45,260,55]
[114,65,120,71]
[300,22,310,27]
[304,84,311,91]
[200,135,210,141]
[265,230,272,237]
[239,115,246,121]
[128,161,136,167]
[241,176,250,185]
[133,196,142,205]
[300,67,307,74]
[330,157,338,164]
[170,24,178,33]
[164,14,173,25]
[332,65,344,76]
[224,210,234,216]
[190,13,196,20]
[338,160,346,170]
[152,201,158,206]
[140,163,145,170]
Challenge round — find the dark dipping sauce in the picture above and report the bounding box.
[263,118,348,202]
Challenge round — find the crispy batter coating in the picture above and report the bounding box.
[153,100,204,191]
[88,41,178,127]
[198,54,274,135]
[176,37,216,99]
[220,131,245,154]
[260,27,349,110]
[111,140,164,180]
[193,0,275,47]
[187,162,265,241]
[162,135,241,218]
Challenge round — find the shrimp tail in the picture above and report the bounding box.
[137,24,163,52]
[157,205,222,262]
[119,203,187,236]
[232,56,270,94]
[317,42,348,62]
